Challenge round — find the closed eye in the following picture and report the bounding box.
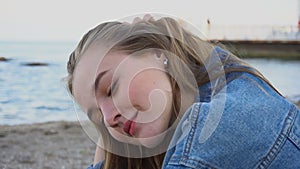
[108,78,119,97]
[107,87,112,97]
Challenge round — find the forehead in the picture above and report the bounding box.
[72,44,127,111]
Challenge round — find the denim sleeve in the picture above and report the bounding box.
[87,161,103,169]
[163,72,300,168]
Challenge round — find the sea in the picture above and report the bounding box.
[0,41,300,125]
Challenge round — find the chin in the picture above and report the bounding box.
[108,128,140,145]
[108,128,168,148]
[138,132,167,148]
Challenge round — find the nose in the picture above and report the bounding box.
[100,100,122,127]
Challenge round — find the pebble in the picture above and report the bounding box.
[17,153,35,164]
[44,129,58,135]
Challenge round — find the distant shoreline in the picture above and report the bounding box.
[212,40,300,60]
[1,40,300,60]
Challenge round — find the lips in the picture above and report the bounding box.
[123,118,136,136]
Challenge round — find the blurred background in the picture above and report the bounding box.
[1,0,300,125]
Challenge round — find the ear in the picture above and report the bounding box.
[154,49,163,59]
[154,50,167,60]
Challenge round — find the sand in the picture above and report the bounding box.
[0,121,95,169]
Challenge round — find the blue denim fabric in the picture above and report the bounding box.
[87,162,103,169]
[88,47,300,169]
[162,72,300,169]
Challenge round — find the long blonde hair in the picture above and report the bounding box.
[67,17,275,169]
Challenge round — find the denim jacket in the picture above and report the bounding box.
[88,48,300,169]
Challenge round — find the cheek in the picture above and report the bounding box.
[128,77,152,111]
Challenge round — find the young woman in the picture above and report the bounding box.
[66,15,300,169]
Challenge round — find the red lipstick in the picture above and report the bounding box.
[123,119,136,136]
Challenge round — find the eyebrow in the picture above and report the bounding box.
[87,108,103,123]
[87,108,94,121]
[94,70,109,92]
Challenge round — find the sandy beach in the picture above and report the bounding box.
[0,121,95,169]
[1,102,299,169]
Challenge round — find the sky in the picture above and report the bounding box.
[0,0,298,41]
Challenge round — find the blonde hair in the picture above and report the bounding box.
[67,17,275,169]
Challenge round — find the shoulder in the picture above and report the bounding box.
[163,72,295,168]
[87,161,103,169]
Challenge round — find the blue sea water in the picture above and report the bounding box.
[0,41,78,125]
[0,41,299,125]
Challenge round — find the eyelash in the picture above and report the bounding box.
[107,79,118,97]
[107,87,112,97]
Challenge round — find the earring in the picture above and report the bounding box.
[163,58,168,69]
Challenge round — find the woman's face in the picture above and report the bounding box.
[73,46,173,147]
